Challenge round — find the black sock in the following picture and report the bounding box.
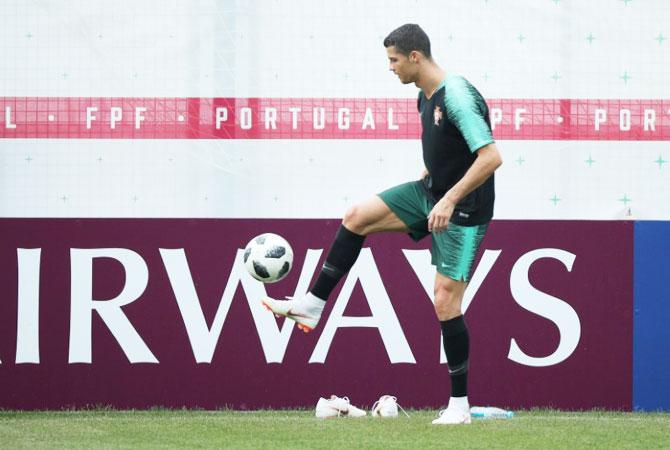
[440,315,470,397]
[310,224,365,301]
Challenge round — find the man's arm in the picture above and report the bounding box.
[427,143,502,233]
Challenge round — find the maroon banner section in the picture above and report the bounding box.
[0,219,632,410]
[1,97,669,140]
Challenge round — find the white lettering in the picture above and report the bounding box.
[514,108,526,131]
[644,109,656,131]
[110,107,122,129]
[69,248,157,364]
[594,109,607,131]
[240,107,252,129]
[215,107,228,129]
[619,109,631,131]
[161,248,322,363]
[16,249,41,364]
[134,107,146,129]
[310,249,414,364]
[388,108,399,130]
[86,107,98,129]
[5,102,669,135]
[490,108,503,131]
[5,106,16,129]
[289,107,301,130]
[264,107,277,130]
[313,107,325,130]
[338,108,350,129]
[462,250,502,315]
[508,248,580,367]
[362,107,376,130]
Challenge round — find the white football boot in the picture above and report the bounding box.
[261,293,325,333]
[371,395,399,418]
[315,395,367,418]
[432,397,472,425]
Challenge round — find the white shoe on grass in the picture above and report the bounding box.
[315,395,367,418]
[371,395,399,418]
[432,407,472,425]
[432,397,471,425]
[261,293,324,333]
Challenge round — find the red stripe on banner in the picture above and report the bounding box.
[1,97,669,140]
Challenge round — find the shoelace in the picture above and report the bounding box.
[285,296,323,317]
[371,395,390,414]
[372,396,410,418]
[332,395,350,417]
[370,396,392,415]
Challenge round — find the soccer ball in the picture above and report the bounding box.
[243,233,294,283]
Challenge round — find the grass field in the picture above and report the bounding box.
[1,409,669,449]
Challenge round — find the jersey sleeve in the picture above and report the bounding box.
[443,77,495,153]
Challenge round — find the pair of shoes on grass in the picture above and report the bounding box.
[315,395,408,419]
[315,395,470,424]
[264,297,471,425]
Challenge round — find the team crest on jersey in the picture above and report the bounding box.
[433,106,443,126]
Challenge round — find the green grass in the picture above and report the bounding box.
[0,409,669,450]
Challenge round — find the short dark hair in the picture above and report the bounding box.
[383,24,431,58]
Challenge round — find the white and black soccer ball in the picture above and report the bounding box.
[243,233,294,283]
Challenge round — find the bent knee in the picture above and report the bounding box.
[342,204,369,235]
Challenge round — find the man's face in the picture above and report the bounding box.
[386,46,416,84]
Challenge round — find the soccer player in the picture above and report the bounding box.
[262,23,502,425]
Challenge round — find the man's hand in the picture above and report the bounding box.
[427,197,455,233]
[426,143,502,233]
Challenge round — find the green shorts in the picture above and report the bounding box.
[378,181,489,282]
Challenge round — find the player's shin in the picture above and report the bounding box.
[261,224,365,333]
[440,315,470,399]
[310,224,366,301]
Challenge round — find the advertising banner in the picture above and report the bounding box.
[0,219,633,410]
[3,97,669,140]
